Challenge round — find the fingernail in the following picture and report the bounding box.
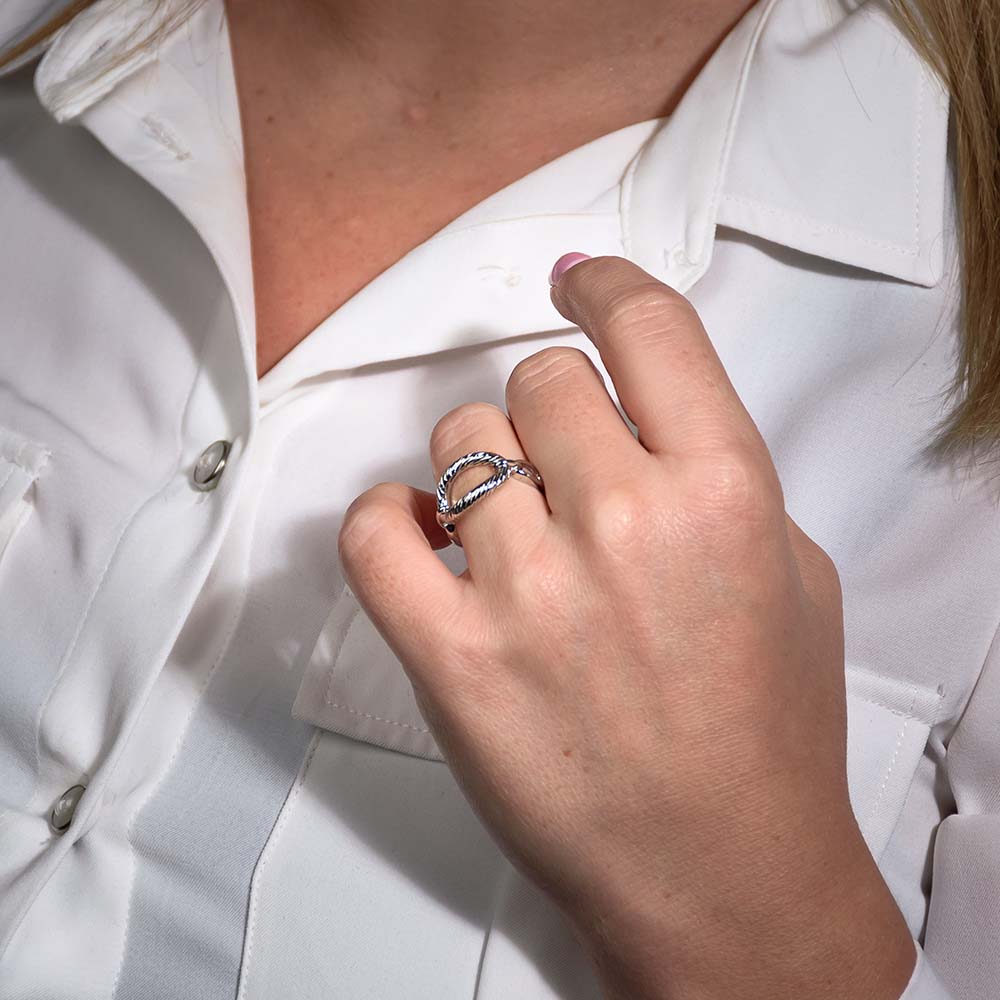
[549,252,591,287]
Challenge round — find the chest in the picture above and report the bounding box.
[237,92,555,378]
[243,154,481,377]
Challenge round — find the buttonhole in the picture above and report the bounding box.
[141,114,192,162]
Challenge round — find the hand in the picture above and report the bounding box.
[338,255,916,999]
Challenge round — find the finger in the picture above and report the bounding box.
[406,484,455,552]
[429,401,550,575]
[339,482,467,670]
[549,255,769,461]
[504,346,649,513]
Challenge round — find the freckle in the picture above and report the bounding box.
[265,114,275,124]
[433,88,442,102]
[254,86,267,96]
[324,169,334,179]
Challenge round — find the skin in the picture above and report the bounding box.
[339,257,918,998]
[225,3,918,996]
[225,0,759,376]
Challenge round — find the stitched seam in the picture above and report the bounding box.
[913,69,925,249]
[701,0,781,253]
[719,192,920,256]
[854,693,930,721]
[319,601,432,736]
[236,730,322,1000]
[866,690,920,825]
[620,154,638,259]
[324,700,431,736]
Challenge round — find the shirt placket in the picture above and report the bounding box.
[0,9,259,962]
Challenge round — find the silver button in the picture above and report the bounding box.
[192,439,231,491]
[49,784,86,834]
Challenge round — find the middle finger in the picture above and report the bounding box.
[505,346,649,514]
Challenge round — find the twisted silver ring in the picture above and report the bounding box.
[436,450,545,544]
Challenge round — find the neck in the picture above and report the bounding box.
[225,0,754,144]
[224,0,754,378]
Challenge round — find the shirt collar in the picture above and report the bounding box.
[624,0,949,290]
[12,0,950,394]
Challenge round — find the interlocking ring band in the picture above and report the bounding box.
[436,450,545,543]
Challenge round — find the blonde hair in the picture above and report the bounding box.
[887,0,1000,472]
[3,0,999,469]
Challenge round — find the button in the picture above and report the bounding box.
[49,784,86,834]
[192,439,231,491]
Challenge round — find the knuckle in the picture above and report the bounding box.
[683,450,780,527]
[506,546,567,611]
[507,346,589,399]
[601,282,698,340]
[430,401,504,457]
[579,482,653,551]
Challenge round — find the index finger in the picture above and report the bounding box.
[549,255,767,460]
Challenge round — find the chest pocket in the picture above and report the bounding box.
[293,582,445,762]
[843,663,943,860]
[293,583,944,858]
[0,426,51,570]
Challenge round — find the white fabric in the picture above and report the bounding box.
[0,0,996,997]
[0,426,51,566]
[295,586,946,866]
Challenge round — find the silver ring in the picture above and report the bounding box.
[436,450,545,544]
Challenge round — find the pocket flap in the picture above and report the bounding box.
[0,426,51,562]
[844,664,944,860]
[292,583,445,762]
[293,582,945,860]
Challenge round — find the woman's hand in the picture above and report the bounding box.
[338,255,916,1000]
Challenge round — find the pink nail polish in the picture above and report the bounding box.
[549,252,591,286]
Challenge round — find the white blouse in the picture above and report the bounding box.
[0,0,996,997]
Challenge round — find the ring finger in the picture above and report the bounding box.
[429,401,550,576]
